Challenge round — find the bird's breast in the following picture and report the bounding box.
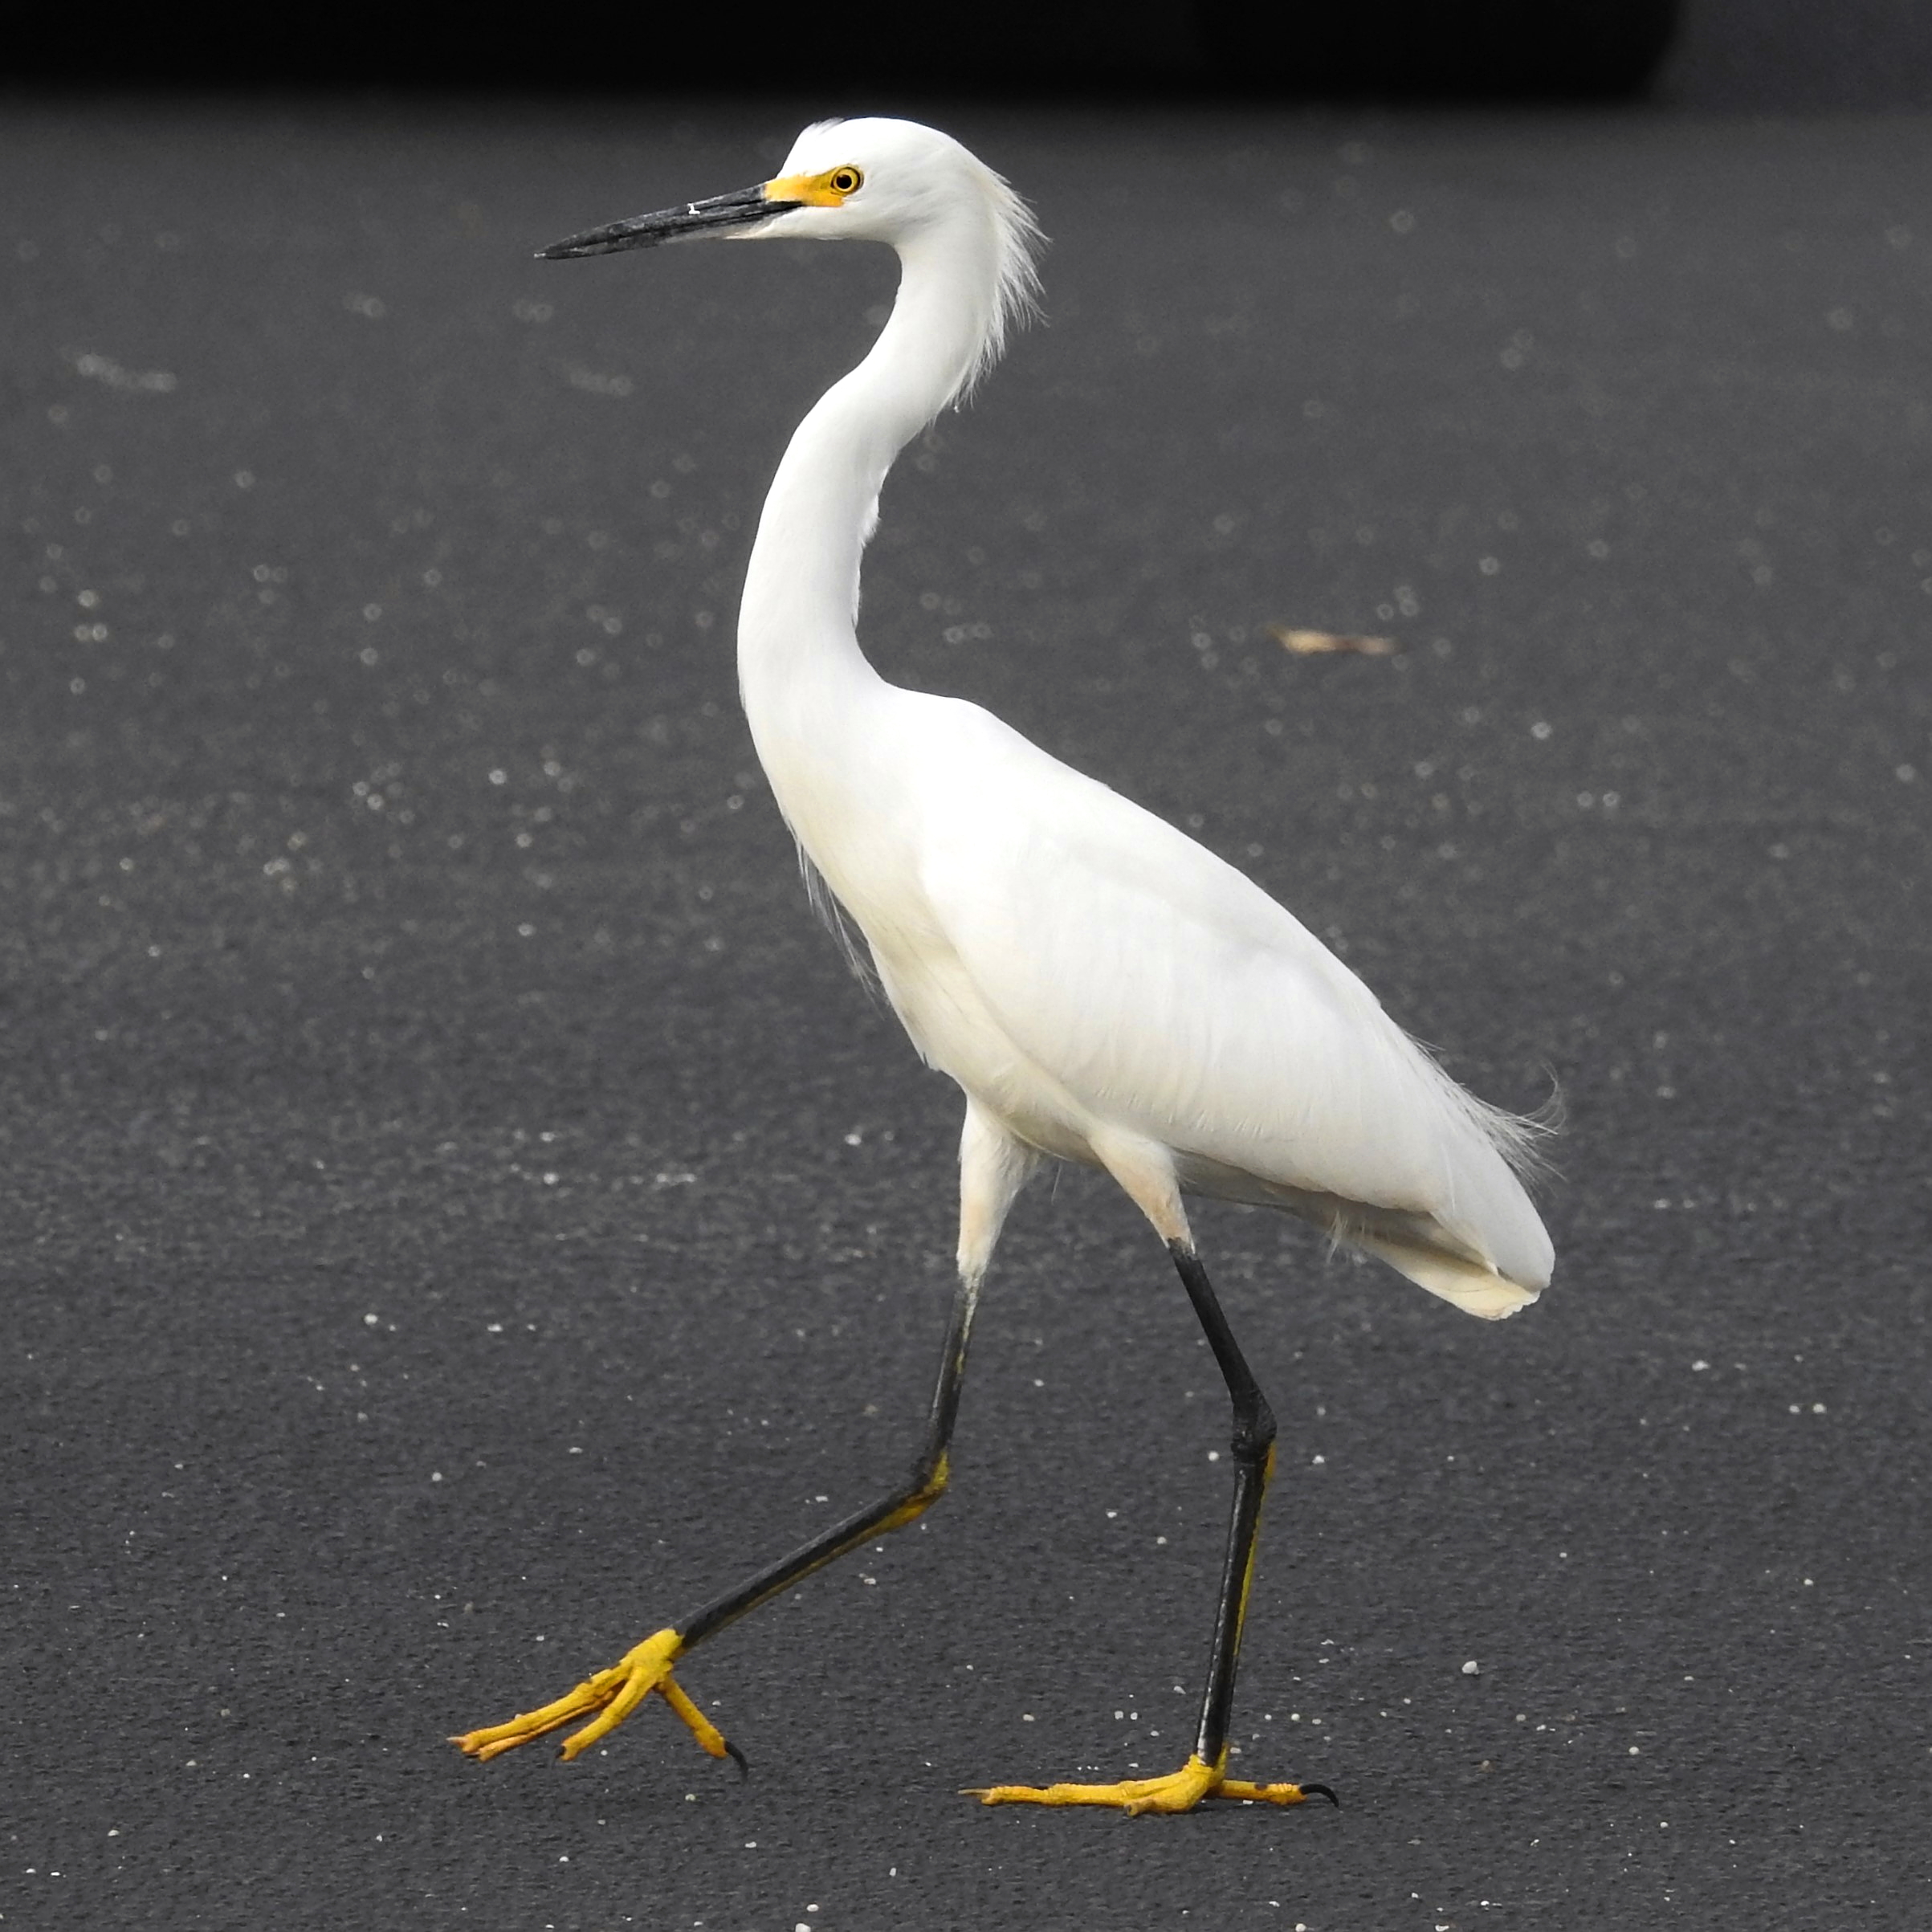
[772,761,1103,1164]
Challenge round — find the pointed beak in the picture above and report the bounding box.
[536,181,801,259]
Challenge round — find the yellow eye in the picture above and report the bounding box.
[768,165,866,209]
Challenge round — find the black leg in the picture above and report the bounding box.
[453,1270,987,1767]
[962,1232,1332,1811]
[676,1270,981,1649]
[1168,1239,1277,1772]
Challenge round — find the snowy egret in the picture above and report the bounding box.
[452,118,1553,1814]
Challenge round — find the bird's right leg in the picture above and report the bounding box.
[972,1133,1331,1814]
[451,1101,1035,1768]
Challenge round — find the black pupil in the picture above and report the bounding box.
[834,172,855,190]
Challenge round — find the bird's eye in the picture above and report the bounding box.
[828,167,863,196]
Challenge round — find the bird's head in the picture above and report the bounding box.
[538,118,1041,399]
[539,120,989,257]
[536,116,1033,263]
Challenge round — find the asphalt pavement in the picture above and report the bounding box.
[3,96,1929,1929]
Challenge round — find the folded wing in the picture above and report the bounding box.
[914,706,1553,1317]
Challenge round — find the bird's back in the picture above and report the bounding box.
[840,691,1552,1319]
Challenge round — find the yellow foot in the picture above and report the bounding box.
[450,1626,744,1770]
[967,1753,1336,1816]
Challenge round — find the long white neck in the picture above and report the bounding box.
[736,215,1004,740]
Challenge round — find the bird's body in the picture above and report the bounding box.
[454,116,1552,1813]
[762,675,1548,1313]
[735,120,1548,1319]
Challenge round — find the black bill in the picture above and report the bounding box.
[536,183,799,259]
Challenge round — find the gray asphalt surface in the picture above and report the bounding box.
[3,97,1929,1929]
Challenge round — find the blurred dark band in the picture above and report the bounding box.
[4,0,1680,100]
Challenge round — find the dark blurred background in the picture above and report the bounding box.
[6,0,1932,108]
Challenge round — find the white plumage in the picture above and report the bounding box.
[734,118,1552,1319]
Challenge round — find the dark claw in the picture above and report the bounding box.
[1303,1782,1339,1808]
[723,1737,750,1781]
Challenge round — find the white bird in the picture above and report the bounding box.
[454,117,1553,1815]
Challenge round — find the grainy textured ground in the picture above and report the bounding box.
[2,97,1928,1930]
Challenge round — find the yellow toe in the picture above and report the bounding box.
[1217,1776,1324,1806]
[453,1627,732,1767]
[970,1755,1218,1814]
[968,1754,1324,1815]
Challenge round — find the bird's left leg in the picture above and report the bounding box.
[972,1139,1332,1815]
[451,1102,1035,1769]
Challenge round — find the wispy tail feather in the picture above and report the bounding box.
[1352,1233,1543,1320]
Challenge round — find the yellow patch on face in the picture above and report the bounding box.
[765,165,865,208]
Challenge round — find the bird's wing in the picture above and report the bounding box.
[908,703,1551,1293]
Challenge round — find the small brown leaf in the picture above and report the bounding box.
[1269,626,1397,657]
